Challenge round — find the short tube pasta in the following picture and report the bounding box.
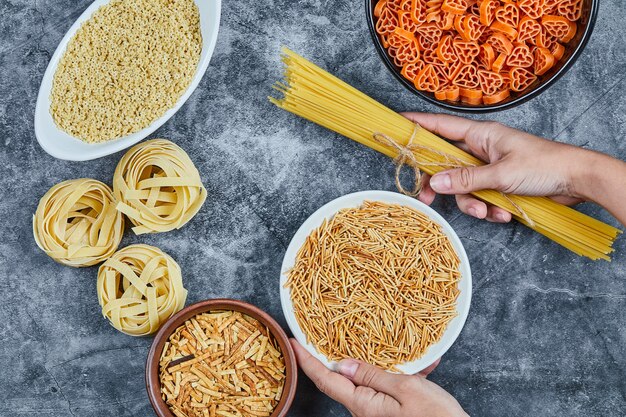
[33,178,124,267]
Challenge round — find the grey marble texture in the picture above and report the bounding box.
[1,0,625,416]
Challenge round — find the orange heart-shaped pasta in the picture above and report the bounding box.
[415,64,441,91]
[509,67,538,91]
[518,0,544,20]
[442,0,469,15]
[478,69,504,95]
[495,3,519,28]
[534,46,555,75]
[479,0,499,26]
[506,43,534,67]
[517,16,542,43]
[558,0,583,21]
[401,61,425,80]
[373,0,583,105]
[542,15,577,42]
[453,64,480,88]
[453,39,480,63]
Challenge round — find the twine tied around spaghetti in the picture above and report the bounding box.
[372,124,535,227]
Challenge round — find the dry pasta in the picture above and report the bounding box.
[159,310,286,417]
[286,201,461,371]
[270,48,622,261]
[33,178,124,267]
[113,139,208,235]
[97,244,187,336]
[50,0,202,143]
[373,0,582,105]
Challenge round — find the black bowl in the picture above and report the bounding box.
[365,0,598,113]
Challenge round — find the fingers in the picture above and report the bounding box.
[426,162,514,222]
[292,342,402,417]
[351,387,402,417]
[401,112,480,142]
[401,112,510,161]
[550,195,584,206]
[455,195,512,222]
[290,340,356,406]
[455,194,487,219]
[417,174,436,205]
[455,141,472,154]
[418,358,441,377]
[486,205,512,223]
[337,359,403,394]
[429,164,502,195]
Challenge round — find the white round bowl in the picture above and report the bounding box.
[34,0,221,161]
[280,190,472,374]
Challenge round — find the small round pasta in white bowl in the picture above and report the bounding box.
[34,0,221,161]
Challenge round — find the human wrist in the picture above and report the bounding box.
[568,149,615,202]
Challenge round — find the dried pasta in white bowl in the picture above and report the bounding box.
[33,178,124,267]
[285,201,461,371]
[49,0,202,143]
[97,244,187,336]
[113,139,207,235]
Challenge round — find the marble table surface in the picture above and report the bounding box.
[1,0,625,416]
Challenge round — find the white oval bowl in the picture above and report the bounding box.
[280,190,472,374]
[34,0,221,161]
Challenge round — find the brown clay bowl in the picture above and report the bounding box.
[146,299,298,417]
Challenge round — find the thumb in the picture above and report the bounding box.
[337,359,401,393]
[429,165,502,194]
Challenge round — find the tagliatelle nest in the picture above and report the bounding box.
[33,178,124,267]
[113,139,207,235]
[97,244,187,336]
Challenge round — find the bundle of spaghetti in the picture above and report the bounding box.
[285,201,461,371]
[270,48,621,260]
